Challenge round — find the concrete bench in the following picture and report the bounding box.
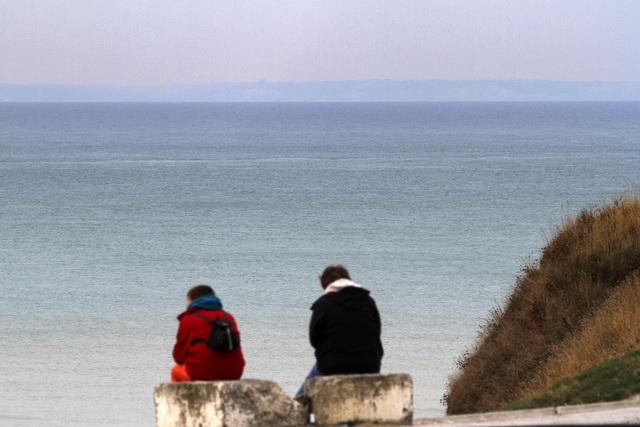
[154,379,307,427]
[304,373,413,426]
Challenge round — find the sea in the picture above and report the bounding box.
[1,102,639,426]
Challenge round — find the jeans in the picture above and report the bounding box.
[295,362,322,397]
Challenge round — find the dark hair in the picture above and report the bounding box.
[187,285,215,301]
[319,265,351,289]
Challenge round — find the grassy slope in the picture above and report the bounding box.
[444,188,640,415]
[501,348,640,411]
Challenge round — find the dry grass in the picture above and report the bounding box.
[516,271,640,397]
[444,188,640,415]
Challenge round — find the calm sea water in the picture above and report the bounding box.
[1,102,639,426]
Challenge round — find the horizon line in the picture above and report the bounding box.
[3,78,640,88]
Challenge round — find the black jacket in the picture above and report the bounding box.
[309,287,383,375]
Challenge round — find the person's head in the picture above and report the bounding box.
[319,265,351,290]
[187,284,215,304]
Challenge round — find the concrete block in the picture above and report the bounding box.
[304,373,413,426]
[154,379,308,427]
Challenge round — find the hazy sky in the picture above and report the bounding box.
[2,0,639,86]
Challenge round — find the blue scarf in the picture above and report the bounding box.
[188,294,223,310]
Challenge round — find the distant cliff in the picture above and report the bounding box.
[2,80,640,102]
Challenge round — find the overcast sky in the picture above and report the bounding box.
[2,0,639,86]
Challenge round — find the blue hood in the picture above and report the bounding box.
[188,294,223,310]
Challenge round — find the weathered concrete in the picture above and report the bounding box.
[304,373,413,426]
[154,379,308,427]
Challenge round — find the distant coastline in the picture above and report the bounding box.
[2,80,640,103]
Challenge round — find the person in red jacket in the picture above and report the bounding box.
[171,285,245,382]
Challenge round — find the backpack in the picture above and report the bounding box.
[192,311,240,351]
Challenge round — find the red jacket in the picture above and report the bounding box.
[173,307,245,380]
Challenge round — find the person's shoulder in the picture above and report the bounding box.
[178,310,202,327]
[311,293,333,310]
[332,286,372,301]
[180,308,223,321]
[177,307,196,321]
[347,286,371,296]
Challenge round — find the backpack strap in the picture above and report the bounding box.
[192,311,228,323]
[192,311,213,324]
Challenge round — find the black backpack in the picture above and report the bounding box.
[192,311,240,351]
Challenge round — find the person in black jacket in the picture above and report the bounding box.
[296,265,383,397]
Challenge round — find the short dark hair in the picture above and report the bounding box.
[319,265,351,289]
[187,285,215,301]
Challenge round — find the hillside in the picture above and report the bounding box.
[444,187,640,414]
